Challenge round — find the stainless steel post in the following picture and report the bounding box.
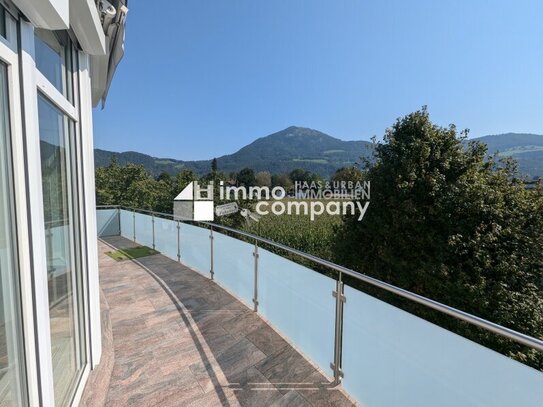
[132,209,136,241]
[209,227,214,280]
[117,207,121,235]
[331,271,345,385]
[253,241,259,312]
[177,220,181,262]
[152,214,156,249]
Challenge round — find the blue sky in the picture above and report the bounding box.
[94,0,543,160]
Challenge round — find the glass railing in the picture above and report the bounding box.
[96,206,543,407]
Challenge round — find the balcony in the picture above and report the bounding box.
[86,207,543,406]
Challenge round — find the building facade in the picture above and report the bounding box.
[0,1,126,405]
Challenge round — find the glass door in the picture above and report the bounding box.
[38,94,86,406]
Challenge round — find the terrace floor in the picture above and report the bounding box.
[87,236,355,406]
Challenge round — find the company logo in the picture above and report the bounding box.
[174,180,370,222]
[173,181,215,221]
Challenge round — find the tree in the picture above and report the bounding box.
[289,168,316,183]
[236,168,256,186]
[211,158,218,173]
[335,108,543,368]
[156,171,172,183]
[174,169,197,193]
[95,159,149,207]
[255,171,272,187]
[271,174,293,189]
[331,166,364,184]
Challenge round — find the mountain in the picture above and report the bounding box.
[470,133,543,180]
[94,128,543,179]
[94,126,374,177]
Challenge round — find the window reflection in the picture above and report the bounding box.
[34,29,73,102]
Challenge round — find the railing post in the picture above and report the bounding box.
[176,220,181,262]
[252,241,259,312]
[331,271,345,385]
[132,209,136,242]
[152,213,156,250]
[209,226,214,280]
[117,207,121,235]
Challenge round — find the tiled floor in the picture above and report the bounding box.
[97,236,355,406]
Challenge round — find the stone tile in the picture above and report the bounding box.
[223,311,267,339]
[271,390,312,407]
[298,386,356,407]
[188,359,230,393]
[214,338,267,378]
[246,324,289,356]
[229,367,284,407]
[92,236,355,406]
[254,347,324,394]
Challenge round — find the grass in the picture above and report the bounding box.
[106,246,158,261]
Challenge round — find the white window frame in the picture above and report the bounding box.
[0,3,102,404]
[18,19,96,407]
[0,14,41,407]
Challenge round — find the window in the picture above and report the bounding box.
[0,63,26,405]
[34,29,73,102]
[38,94,86,406]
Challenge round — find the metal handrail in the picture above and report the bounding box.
[97,205,543,353]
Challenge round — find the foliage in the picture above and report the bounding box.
[271,173,293,189]
[243,201,342,261]
[331,166,364,184]
[255,171,272,186]
[236,168,256,186]
[289,168,321,183]
[335,108,543,368]
[95,159,197,213]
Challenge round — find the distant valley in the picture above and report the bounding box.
[94,127,543,179]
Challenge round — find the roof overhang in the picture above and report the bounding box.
[12,0,106,55]
[12,0,127,107]
[70,0,106,55]
[11,0,69,30]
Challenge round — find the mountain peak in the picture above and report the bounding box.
[94,130,543,180]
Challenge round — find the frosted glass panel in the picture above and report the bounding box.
[96,209,119,237]
[120,209,133,240]
[154,217,178,260]
[180,223,210,275]
[134,212,153,248]
[258,248,336,375]
[213,231,254,307]
[342,285,543,407]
